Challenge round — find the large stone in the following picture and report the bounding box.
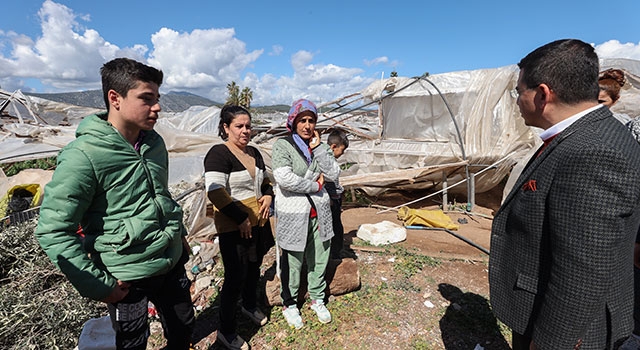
[356,220,406,246]
[263,257,361,306]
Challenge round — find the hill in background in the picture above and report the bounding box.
[25,90,219,113]
[24,90,291,114]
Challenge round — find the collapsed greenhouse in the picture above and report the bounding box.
[2,58,640,237]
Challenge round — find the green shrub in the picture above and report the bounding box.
[1,157,57,177]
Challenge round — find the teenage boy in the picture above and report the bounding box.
[35,58,195,350]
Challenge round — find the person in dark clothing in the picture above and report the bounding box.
[325,128,349,259]
[203,105,274,350]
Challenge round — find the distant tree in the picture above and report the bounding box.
[226,81,240,105]
[239,87,253,109]
[390,71,398,78]
[225,82,253,109]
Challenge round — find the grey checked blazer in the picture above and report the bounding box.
[489,106,640,349]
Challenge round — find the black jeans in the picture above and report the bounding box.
[218,228,265,336]
[107,262,195,350]
[330,197,344,259]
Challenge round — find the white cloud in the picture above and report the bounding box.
[0,76,28,92]
[291,50,314,71]
[364,56,389,66]
[244,50,372,106]
[148,27,263,97]
[0,1,375,105]
[269,45,283,56]
[0,0,127,91]
[595,40,640,60]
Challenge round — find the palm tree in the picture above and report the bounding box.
[226,81,240,105]
[239,87,253,109]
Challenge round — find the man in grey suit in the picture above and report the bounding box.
[489,39,640,349]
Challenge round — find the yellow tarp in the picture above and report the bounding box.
[397,206,459,230]
[0,184,42,217]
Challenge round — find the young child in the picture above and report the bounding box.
[35,58,194,349]
[325,128,349,259]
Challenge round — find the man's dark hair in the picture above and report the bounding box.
[100,58,163,111]
[327,128,349,149]
[218,104,252,140]
[518,39,600,104]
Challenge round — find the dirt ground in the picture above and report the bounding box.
[340,186,500,261]
[154,185,506,349]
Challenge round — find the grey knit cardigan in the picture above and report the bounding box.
[272,137,341,252]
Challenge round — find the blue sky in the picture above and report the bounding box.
[1,0,639,106]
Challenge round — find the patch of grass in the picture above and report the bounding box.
[1,157,57,177]
[351,237,391,248]
[392,246,441,279]
[340,162,356,171]
[410,337,435,350]
[246,266,419,350]
[390,278,422,292]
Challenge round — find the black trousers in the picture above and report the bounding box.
[107,262,195,350]
[218,229,264,336]
[511,332,531,350]
[329,197,344,259]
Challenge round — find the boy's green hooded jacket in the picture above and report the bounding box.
[35,112,186,301]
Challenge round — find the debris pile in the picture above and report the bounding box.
[0,219,104,349]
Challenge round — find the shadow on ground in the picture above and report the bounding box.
[438,283,510,350]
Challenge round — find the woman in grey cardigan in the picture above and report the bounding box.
[272,99,340,329]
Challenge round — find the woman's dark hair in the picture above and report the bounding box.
[599,69,626,104]
[218,105,251,140]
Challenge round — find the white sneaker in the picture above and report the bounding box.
[216,332,249,350]
[310,300,332,324]
[241,306,268,326]
[282,305,303,329]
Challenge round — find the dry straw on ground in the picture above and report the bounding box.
[0,219,105,349]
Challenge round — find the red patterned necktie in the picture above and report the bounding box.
[536,134,558,158]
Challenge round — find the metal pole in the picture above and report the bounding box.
[406,225,490,255]
[467,173,475,212]
[442,171,448,211]
[377,152,515,214]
